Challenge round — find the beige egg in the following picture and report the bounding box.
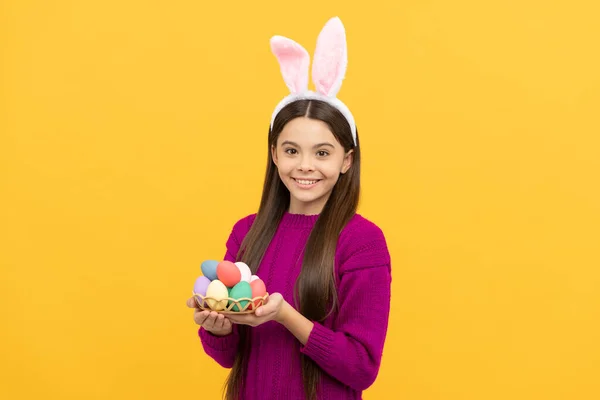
[205,280,229,311]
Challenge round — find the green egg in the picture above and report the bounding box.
[226,287,232,309]
[229,281,252,312]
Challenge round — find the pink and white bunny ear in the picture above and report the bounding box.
[312,17,348,97]
[269,17,357,145]
[270,36,310,94]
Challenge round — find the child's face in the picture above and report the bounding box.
[271,117,353,215]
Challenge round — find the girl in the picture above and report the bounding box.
[186,17,391,400]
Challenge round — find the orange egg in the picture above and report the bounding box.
[216,261,241,288]
[249,278,267,309]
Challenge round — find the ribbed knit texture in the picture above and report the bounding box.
[198,212,392,399]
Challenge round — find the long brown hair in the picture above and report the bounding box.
[224,99,361,400]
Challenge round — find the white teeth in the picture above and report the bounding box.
[296,179,318,185]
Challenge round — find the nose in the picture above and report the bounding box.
[297,154,315,172]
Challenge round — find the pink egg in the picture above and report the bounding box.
[249,278,267,309]
[216,260,241,288]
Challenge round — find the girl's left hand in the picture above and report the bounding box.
[226,292,286,327]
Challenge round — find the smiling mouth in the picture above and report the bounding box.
[292,178,321,186]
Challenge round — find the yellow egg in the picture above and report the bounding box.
[205,280,229,311]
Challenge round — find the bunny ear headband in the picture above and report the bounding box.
[269,16,357,146]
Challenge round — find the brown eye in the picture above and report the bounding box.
[285,148,297,155]
[317,150,329,157]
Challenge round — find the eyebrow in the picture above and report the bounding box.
[281,140,335,149]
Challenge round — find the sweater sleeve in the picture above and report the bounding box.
[198,215,255,368]
[299,224,392,391]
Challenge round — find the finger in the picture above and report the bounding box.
[187,297,198,308]
[255,302,275,317]
[194,308,208,317]
[203,312,215,329]
[256,293,280,316]
[204,312,219,329]
[228,314,250,324]
[193,310,209,325]
[214,313,225,330]
[222,318,232,331]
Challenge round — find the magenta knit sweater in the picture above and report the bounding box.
[198,212,392,399]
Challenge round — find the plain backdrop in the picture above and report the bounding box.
[1,1,599,399]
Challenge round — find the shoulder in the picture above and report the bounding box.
[339,213,388,248]
[227,213,257,243]
[336,214,391,272]
[222,213,257,259]
[231,213,257,234]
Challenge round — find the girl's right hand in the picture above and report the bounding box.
[186,297,233,336]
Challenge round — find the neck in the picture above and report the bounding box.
[288,197,328,215]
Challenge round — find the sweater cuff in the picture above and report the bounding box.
[198,326,238,352]
[299,322,335,367]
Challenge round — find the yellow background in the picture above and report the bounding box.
[1,1,599,399]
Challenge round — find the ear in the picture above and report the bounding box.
[341,149,353,174]
[271,144,278,166]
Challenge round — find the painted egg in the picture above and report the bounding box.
[193,275,211,297]
[205,280,228,311]
[250,275,259,282]
[200,260,219,281]
[250,278,267,309]
[234,262,252,282]
[229,281,252,312]
[217,260,241,287]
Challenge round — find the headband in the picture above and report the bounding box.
[269,17,357,146]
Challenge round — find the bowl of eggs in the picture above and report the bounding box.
[192,259,269,314]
